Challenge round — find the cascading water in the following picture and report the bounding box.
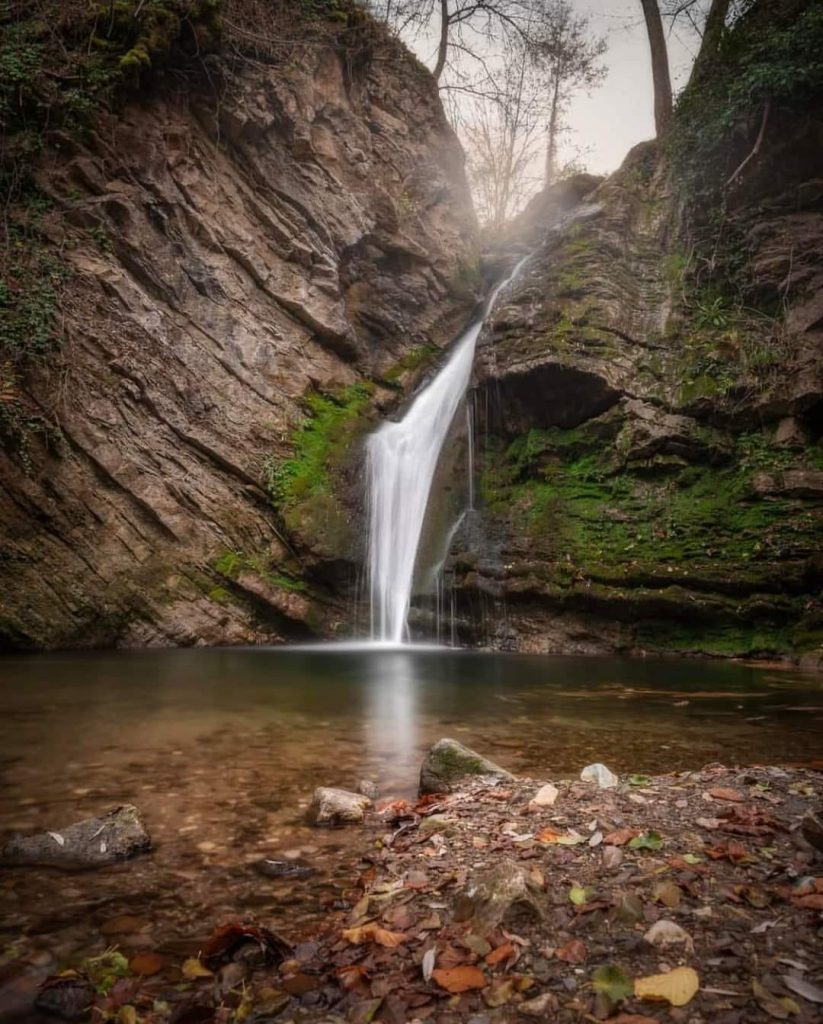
[366,256,530,644]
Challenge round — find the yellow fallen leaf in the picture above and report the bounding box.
[634,966,699,1007]
[340,923,405,948]
[181,957,213,979]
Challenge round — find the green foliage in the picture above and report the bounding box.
[266,382,374,509]
[383,344,439,383]
[214,549,307,592]
[0,1,223,140]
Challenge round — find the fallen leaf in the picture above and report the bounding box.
[634,966,699,1006]
[337,965,370,991]
[628,831,663,851]
[483,978,515,1007]
[603,828,639,846]
[181,958,213,980]
[628,774,652,787]
[643,920,694,952]
[708,787,744,802]
[792,894,823,910]
[592,965,633,1003]
[752,979,794,1019]
[653,881,682,908]
[422,948,436,983]
[555,939,587,964]
[128,953,166,976]
[781,975,823,1004]
[431,966,487,993]
[341,923,406,948]
[485,942,515,967]
[569,885,594,906]
[705,840,752,863]
[202,921,291,969]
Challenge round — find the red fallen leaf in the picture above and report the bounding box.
[202,920,291,969]
[485,942,515,967]
[667,856,710,876]
[705,841,751,863]
[378,799,412,821]
[437,944,472,968]
[535,826,563,843]
[793,893,823,910]
[432,966,487,993]
[336,965,370,991]
[603,828,639,846]
[129,953,167,976]
[413,794,445,815]
[486,790,513,802]
[708,787,745,802]
[555,939,587,964]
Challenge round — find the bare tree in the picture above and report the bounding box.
[463,42,545,231]
[530,0,606,185]
[639,0,673,135]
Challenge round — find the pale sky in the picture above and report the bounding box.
[400,0,700,177]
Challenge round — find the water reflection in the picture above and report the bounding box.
[362,651,419,788]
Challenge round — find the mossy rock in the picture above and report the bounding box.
[419,738,514,796]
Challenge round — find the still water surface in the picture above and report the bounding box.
[0,648,821,990]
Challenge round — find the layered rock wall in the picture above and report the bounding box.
[0,28,477,649]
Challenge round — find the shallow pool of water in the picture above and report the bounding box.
[0,647,821,989]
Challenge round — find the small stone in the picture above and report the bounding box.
[307,787,371,826]
[254,858,315,879]
[580,763,619,789]
[519,991,558,1016]
[602,845,623,870]
[419,738,515,795]
[357,779,380,800]
[528,783,559,810]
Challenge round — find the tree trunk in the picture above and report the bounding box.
[433,0,449,81]
[639,0,672,136]
[690,0,731,84]
[545,77,561,186]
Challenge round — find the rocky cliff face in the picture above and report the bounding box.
[457,102,822,662]
[0,20,477,649]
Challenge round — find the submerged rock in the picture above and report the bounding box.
[580,763,619,789]
[307,787,371,826]
[34,973,95,1021]
[254,858,315,879]
[419,738,515,795]
[0,805,151,870]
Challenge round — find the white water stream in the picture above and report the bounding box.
[366,256,529,643]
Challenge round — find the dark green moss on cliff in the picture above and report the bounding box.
[476,422,822,656]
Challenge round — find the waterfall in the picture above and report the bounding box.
[366,256,529,644]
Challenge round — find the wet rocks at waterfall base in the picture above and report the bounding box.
[0,804,151,870]
[418,737,516,795]
[307,787,372,826]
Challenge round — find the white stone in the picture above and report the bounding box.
[580,763,619,789]
[528,783,559,810]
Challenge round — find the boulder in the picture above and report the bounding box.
[419,738,515,795]
[580,763,619,789]
[0,805,151,870]
[307,787,371,826]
